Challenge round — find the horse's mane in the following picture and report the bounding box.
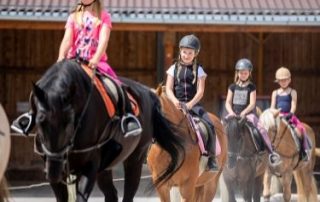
[36,60,91,109]
[259,108,279,130]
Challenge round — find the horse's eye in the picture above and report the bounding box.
[37,112,46,122]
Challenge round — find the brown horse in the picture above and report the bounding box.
[0,104,11,201]
[259,108,318,202]
[147,86,227,202]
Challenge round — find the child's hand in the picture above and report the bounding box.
[89,58,99,69]
[173,100,181,109]
[186,102,193,110]
[240,111,247,118]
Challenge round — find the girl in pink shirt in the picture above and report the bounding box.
[57,0,118,81]
[11,0,142,137]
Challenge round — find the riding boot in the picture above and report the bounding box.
[301,134,311,161]
[11,111,35,135]
[119,86,142,137]
[206,127,218,172]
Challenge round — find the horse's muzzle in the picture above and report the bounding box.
[45,158,66,183]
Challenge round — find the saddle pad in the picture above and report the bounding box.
[194,118,221,156]
[81,65,115,118]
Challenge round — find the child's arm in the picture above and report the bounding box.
[166,75,180,108]
[186,77,205,109]
[89,24,111,67]
[240,90,256,117]
[290,89,297,114]
[270,90,277,109]
[225,89,236,116]
[57,27,73,62]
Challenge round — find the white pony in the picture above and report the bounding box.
[259,108,318,202]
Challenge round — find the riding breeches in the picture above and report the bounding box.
[246,113,273,153]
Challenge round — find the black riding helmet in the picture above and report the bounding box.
[179,34,201,53]
[235,58,253,71]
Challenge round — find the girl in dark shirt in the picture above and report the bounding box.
[225,58,281,166]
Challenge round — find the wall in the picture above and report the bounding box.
[0,29,319,174]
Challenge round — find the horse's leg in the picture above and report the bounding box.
[223,176,237,202]
[156,185,171,202]
[253,175,264,202]
[241,179,254,202]
[280,172,293,202]
[50,182,68,202]
[262,168,272,202]
[179,178,197,202]
[97,170,118,202]
[194,186,204,202]
[76,173,97,202]
[122,151,146,202]
[202,177,219,202]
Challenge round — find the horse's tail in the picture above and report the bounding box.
[151,94,185,187]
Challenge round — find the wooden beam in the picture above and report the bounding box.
[1,20,320,33]
[163,32,176,70]
[257,32,264,95]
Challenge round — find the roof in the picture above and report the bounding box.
[1,0,320,26]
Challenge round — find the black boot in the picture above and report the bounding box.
[207,156,219,172]
[11,112,34,135]
[301,150,311,161]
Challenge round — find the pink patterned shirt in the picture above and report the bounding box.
[65,10,112,62]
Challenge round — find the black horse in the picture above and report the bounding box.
[221,116,268,202]
[31,59,185,202]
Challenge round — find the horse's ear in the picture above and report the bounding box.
[32,83,49,110]
[155,83,163,96]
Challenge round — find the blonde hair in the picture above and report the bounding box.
[71,0,103,27]
[175,54,198,84]
[233,70,253,83]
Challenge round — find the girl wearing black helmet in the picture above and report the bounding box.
[166,34,218,171]
[225,58,281,166]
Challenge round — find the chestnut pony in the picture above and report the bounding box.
[259,108,318,202]
[147,86,227,202]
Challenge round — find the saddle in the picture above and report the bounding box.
[280,117,302,152]
[244,121,265,152]
[81,64,139,118]
[186,113,221,156]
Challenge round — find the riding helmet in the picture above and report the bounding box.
[275,67,291,81]
[235,58,253,71]
[179,34,201,53]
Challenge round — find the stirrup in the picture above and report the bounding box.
[11,112,33,135]
[121,113,142,137]
[302,150,311,161]
[269,152,282,167]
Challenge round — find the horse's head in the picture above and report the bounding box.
[31,60,85,183]
[223,116,246,168]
